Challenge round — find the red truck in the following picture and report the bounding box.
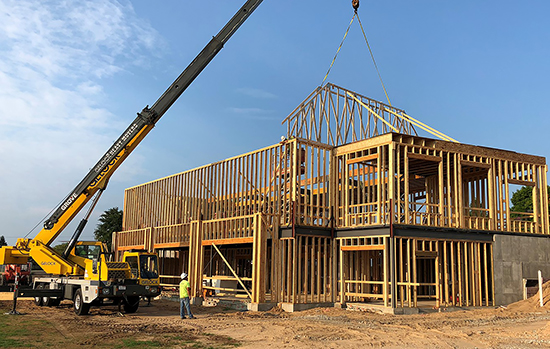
[0,263,31,286]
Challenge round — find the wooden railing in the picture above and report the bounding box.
[408,202,441,226]
[115,228,150,250]
[345,203,378,226]
[155,223,191,246]
[509,212,537,233]
[464,207,491,230]
[202,215,255,241]
[338,202,393,227]
[297,205,331,226]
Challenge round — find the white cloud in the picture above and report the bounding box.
[0,0,163,242]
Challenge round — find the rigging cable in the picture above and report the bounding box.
[321,12,356,86]
[356,12,392,107]
[321,0,393,108]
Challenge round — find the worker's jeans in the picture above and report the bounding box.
[180,297,193,319]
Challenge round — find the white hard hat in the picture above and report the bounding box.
[181,272,187,279]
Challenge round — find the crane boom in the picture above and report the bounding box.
[1,0,264,274]
[41,0,263,242]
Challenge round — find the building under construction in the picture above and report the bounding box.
[113,83,550,311]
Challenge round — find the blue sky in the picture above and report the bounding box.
[1,0,549,245]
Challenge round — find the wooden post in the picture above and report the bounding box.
[332,238,338,303]
[438,154,444,226]
[377,147,382,224]
[404,147,410,224]
[457,156,464,228]
[435,241,440,308]
[252,213,267,303]
[483,243,489,306]
[339,242,346,306]
[412,239,417,307]
[390,236,396,309]
[407,238,412,307]
[188,219,203,299]
[504,161,510,232]
[292,237,297,304]
[111,232,118,257]
[271,217,280,303]
[389,142,395,221]
[451,241,456,306]
[457,242,462,306]
[383,236,389,307]
[446,153,452,227]
[543,166,549,235]
[444,242,449,306]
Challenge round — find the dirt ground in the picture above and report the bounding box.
[2,291,550,348]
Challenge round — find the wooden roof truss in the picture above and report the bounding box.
[282,83,418,146]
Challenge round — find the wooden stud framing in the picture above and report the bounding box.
[113,84,545,310]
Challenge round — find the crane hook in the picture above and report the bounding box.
[352,0,360,12]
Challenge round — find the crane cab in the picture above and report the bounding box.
[122,252,160,286]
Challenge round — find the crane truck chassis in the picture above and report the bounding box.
[17,242,161,315]
[0,0,264,315]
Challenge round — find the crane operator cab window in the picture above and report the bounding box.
[139,255,159,279]
[126,256,139,279]
[125,254,159,280]
[74,244,101,260]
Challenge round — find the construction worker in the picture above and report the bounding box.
[179,273,194,319]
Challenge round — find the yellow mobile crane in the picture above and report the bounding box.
[0,0,264,315]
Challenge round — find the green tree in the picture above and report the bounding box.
[52,242,69,255]
[510,185,550,215]
[94,207,123,250]
[0,235,7,247]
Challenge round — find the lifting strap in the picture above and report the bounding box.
[321,3,393,107]
[356,13,392,107]
[321,13,356,86]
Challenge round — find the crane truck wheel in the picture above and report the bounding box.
[43,295,54,306]
[73,288,90,315]
[123,296,140,314]
[34,284,44,306]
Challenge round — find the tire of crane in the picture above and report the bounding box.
[123,296,140,314]
[34,284,44,306]
[73,288,90,316]
[43,295,54,306]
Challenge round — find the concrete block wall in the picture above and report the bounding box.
[493,234,550,305]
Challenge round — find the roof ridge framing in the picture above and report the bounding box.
[282,83,418,146]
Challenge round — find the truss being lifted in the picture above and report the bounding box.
[282,83,418,146]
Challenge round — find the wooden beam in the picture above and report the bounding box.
[408,152,442,162]
[346,153,379,165]
[508,178,535,187]
[341,245,385,251]
[202,238,254,246]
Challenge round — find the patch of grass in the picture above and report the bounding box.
[0,302,241,349]
[0,337,32,348]
[118,338,162,348]
[0,308,54,348]
[167,335,196,344]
